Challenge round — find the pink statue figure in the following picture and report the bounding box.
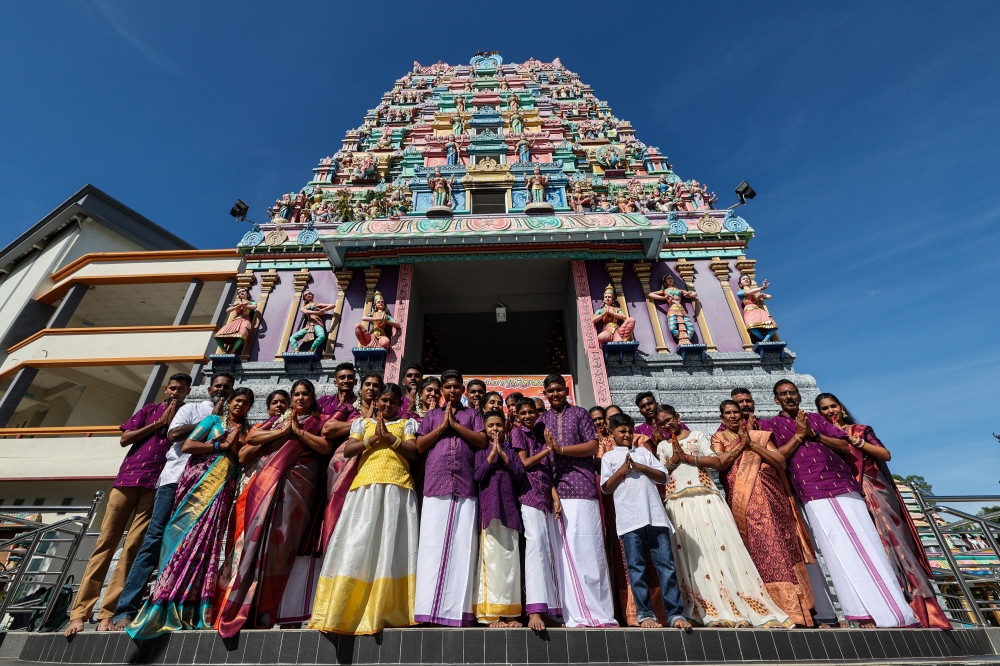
[455,95,467,112]
[737,275,778,342]
[287,290,335,353]
[649,274,698,346]
[593,284,635,344]
[428,168,454,207]
[214,288,257,354]
[508,94,520,113]
[355,291,400,350]
[525,165,549,204]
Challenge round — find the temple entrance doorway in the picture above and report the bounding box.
[405,259,574,376]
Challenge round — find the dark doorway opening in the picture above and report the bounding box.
[470,190,507,215]
[422,310,569,375]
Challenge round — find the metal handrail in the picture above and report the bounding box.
[0,491,104,631]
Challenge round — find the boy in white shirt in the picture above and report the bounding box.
[600,412,691,629]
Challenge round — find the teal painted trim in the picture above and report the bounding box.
[659,249,746,259]
[246,261,331,270]
[343,249,646,267]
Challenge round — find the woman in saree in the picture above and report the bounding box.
[710,400,817,627]
[409,376,441,421]
[353,373,383,419]
[657,405,792,628]
[127,388,255,639]
[815,393,951,630]
[213,390,288,625]
[309,383,420,634]
[217,380,332,637]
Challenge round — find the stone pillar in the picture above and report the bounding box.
[324,269,354,359]
[603,260,630,317]
[709,257,754,350]
[383,264,413,384]
[674,259,716,351]
[0,282,89,427]
[275,269,312,360]
[631,261,668,354]
[243,269,278,361]
[361,267,383,319]
[571,260,612,406]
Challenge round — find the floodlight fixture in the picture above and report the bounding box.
[735,181,756,204]
[230,199,250,221]
[496,301,507,323]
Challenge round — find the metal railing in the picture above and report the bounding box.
[0,492,104,631]
[912,491,1000,627]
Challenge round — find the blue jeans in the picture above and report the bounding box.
[620,524,685,625]
[111,483,176,623]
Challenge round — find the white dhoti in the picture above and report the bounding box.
[553,498,617,627]
[521,504,562,619]
[277,554,322,624]
[414,494,478,626]
[796,498,841,624]
[474,519,522,622]
[804,493,918,628]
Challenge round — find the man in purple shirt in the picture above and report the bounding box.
[763,380,916,628]
[399,361,423,417]
[716,387,762,433]
[539,374,617,627]
[64,373,191,637]
[414,369,487,626]
[634,391,658,439]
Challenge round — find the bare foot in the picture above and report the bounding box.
[671,617,693,629]
[504,619,523,628]
[528,613,546,632]
[97,618,114,632]
[817,623,832,629]
[64,618,85,637]
[488,620,507,628]
[640,619,663,628]
[859,620,876,629]
[110,617,131,632]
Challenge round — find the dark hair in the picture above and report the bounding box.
[608,412,634,429]
[467,379,487,392]
[266,389,290,407]
[773,379,797,396]
[359,373,384,387]
[334,362,356,375]
[515,398,537,413]
[815,392,856,425]
[658,404,678,417]
[506,392,524,403]
[483,391,503,404]
[419,376,441,390]
[290,379,321,418]
[634,391,655,407]
[533,397,546,409]
[403,362,423,375]
[379,383,404,400]
[719,399,740,414]
[589,406,606,417]
[730,387,752,398]
[483,409,505,424]
[168,373,193,387]
[604,404,623,417]
[440,369,463,384]
[543,373,565,388]
[226,387,255,422]
[211,372,235,386]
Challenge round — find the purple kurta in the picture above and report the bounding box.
[317,393,359,421]
[474,443,525,532]
[417,404,485,498]
[510,424,555,512]
[634,422,654,440]
[116,402,172,489]
[539,405,599,500]
[761,412,859,502]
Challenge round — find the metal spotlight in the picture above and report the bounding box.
[496,301,507,323]
[230,199,249,221]
[735,181,756,205]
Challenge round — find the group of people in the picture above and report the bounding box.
[63,364,949,640]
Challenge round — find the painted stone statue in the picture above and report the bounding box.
[525,165,549,204]
[737,275,778,342]
[649,274,698,346]
[593,284,635,344]
[355,291,400,350]
[287,290,335,353]
[428,168,454,207]
[517,137,532,163]
[510,111,525,134]
[445,137,460,165]
[214,288,256,354]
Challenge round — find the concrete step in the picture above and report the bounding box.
[2,627,997,665]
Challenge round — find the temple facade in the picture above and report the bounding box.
[0,53,817,513]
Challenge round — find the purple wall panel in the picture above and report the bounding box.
[332,266,400,361]
[619,262,656,353]
[648,261,706,353]
[694,258,744,352]
[250,269,296,361]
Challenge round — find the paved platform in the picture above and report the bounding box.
[2,627,999,665]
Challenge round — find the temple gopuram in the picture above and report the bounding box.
[223,52,815,426]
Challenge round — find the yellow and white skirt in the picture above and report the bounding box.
[308,483,418,635]
[473,519,522,622]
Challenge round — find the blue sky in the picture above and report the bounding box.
[2,2,999,497]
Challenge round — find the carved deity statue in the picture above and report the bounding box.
[510,111,525,134]
[452,114,466,135]
[355,291,400,350]
[445,137,461,165]
[649,274,698,346]
[737,275,778,342]
[455,95,467,112]
[214,287,257,354]
[516,137,532,163]
[508,94,520,112]
[524,165,549,204]
[428,168,454,207]
[593,285,635,344]
[287,290,335,354]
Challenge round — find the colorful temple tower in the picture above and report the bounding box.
[223,53,817,427]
